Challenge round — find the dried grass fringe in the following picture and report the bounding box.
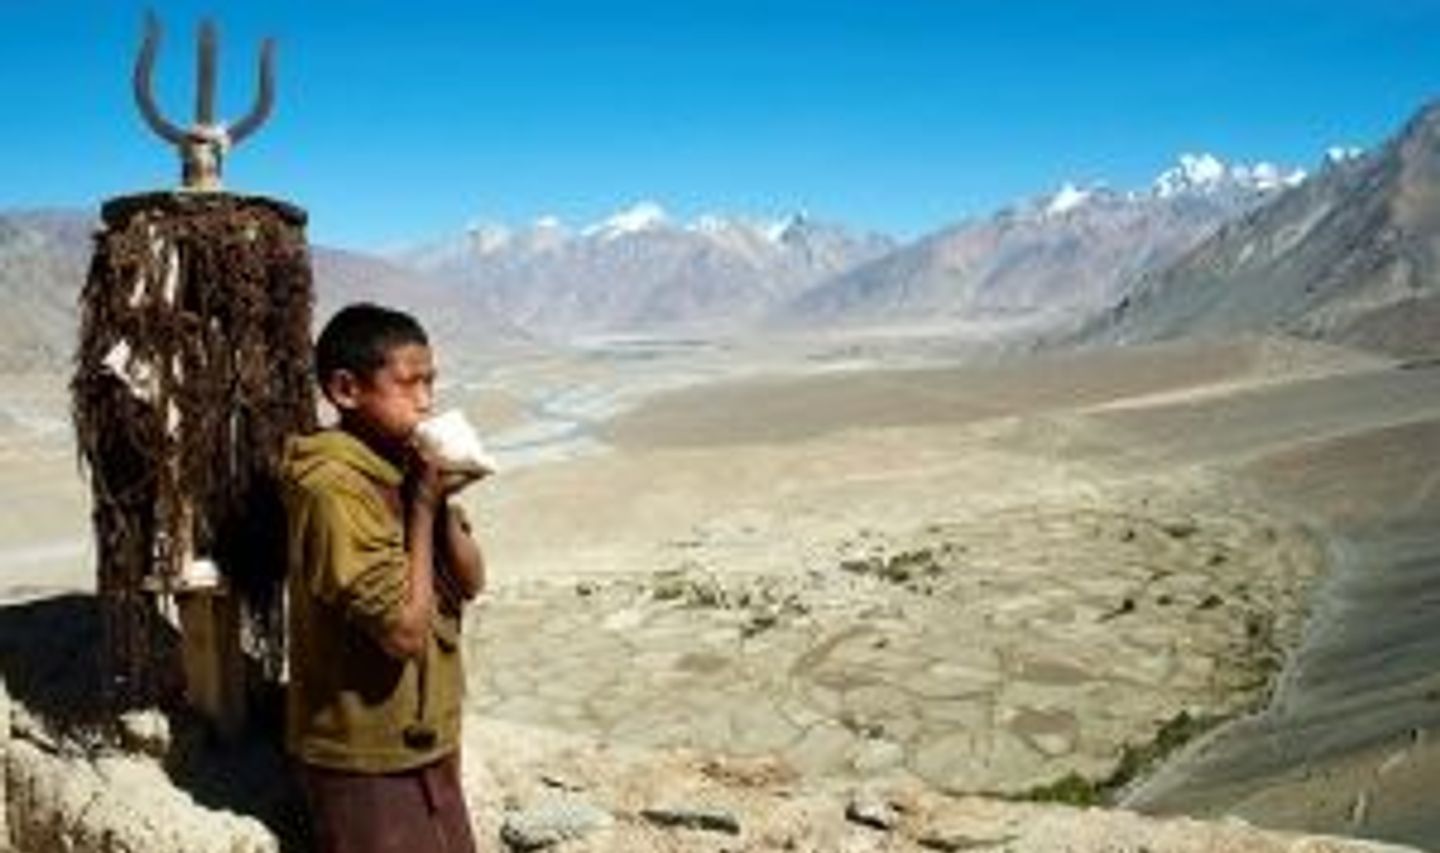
[71,193,315,708]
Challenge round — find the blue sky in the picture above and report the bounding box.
[0,1,1434,249]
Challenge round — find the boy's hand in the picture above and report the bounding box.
[407,443,448,509]
[440,468,486,494]
[408,442,485,507]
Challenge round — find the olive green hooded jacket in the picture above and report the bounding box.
[281,429,463,772]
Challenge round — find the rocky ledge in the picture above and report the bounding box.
[1,691,1420,853]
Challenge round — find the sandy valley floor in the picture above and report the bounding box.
[2,332,1438,850]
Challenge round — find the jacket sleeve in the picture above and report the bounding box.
[296,481,408,644]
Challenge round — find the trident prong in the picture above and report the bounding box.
[134,13,277,191]
[195,19,217,127]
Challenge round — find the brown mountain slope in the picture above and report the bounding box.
[1077,102,1440,359]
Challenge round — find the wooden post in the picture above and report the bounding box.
[176,584,246,737]
[173,544,246,736]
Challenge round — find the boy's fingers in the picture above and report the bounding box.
[434,563,463,611]
[409,440,445,470]
[441,469,485,494]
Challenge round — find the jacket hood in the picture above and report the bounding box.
[283,429,404,488]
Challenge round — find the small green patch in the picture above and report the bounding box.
[1106,709,1220,792]
[1019,771,1103,806]
[1014,709,1225,807]
[839,548,948,591]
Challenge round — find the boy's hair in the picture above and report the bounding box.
[314,303,429,390]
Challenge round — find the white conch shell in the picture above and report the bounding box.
[415,410,498,475]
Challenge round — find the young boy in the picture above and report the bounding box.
[282,302,485,853]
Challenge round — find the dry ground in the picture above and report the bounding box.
[2,332,1438,850]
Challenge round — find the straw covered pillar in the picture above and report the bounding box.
[72,191,315,718]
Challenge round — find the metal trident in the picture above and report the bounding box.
[134,13,276,191]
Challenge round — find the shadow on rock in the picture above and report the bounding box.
[0,592,310,851]
[162,688,311,852]
[0,593,118,728]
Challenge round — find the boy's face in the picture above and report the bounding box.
[328,343,436,446]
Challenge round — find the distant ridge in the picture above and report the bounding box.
[771,153,1300,333]
[0,209,528,373]
[0,210,94,371]
[1076,101,1440,358]
[0,130,1382,370]
[396,204,895,337]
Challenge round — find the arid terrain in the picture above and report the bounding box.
[2,328,1438,851]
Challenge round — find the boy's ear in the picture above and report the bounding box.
[325,369,363,411]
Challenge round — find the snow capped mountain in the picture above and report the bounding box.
[1152,152,1304,198]
[1324,145,1364,167]
[1076,105,1440,359]
[1019,154,1305,226]
[1234,161,1306,192]
[1045,182,1095,216]
[394,148,1316,341]
[398,203,895,336]
[575,204,830,250]
[1154,152,1227,196]
[779,151,1310,333]
[582,200,669,240]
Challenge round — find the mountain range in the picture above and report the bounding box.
[398,204,896,336]
[7,97,1440,370]
[0,218,526,373]
[773,154,1306,334]
[1074,103,1440,359]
